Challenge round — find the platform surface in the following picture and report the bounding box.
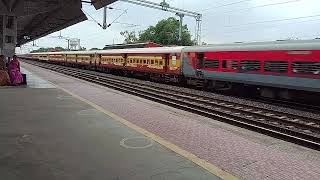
[3,61,320,180]
[0,72,221,179]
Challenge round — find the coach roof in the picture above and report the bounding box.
[183,39,320,52]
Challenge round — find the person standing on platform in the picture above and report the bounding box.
[8,55,23,85]
[0,55,11,86]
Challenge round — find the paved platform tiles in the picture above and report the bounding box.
[0,87,223,180]
[18,61,320,180]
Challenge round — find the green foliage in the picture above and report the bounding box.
[30,46,66,53]
[120,31,139,44]
[79,47,86,51]
[120,17,194,46]
[30,46,88,52]
[90,48,100,50]
[139,17,193,46]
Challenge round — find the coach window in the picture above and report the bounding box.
[240,60,260,71]
[151,60,154,64]
[144,60,146,64]
[222,60,238,70]
[222,60,227,68]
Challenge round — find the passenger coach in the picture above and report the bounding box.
[182,40,320,99]
[26,40,320,100]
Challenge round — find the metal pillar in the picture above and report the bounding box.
[176,13,184,43]
[102,6,107,29]
[195,14,202,45]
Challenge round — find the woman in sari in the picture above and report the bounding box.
[8,55,23,85]
[0,55,11,86]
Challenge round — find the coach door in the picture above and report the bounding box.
[164,54,170,72]
[195,53,204,77]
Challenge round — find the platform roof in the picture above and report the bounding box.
[0,0,119,46]
[92,0,119,9]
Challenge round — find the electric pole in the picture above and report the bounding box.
[120,0,202,45]
[103,6,107,29]
[176,13,184,44]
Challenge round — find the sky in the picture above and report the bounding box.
[17,0,320,53]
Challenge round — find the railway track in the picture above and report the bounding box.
[22,59,320,150]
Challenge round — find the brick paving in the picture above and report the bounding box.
[22,62,320,180]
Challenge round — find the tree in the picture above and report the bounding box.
[77,47,86,51]
[54,46,65,51]
[90,48,100,50]
[120,31,139,44]
[119,17,194,46]
[139,17,193,46]
[30,46,66,53]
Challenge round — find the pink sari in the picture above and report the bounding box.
[8,59,23,85]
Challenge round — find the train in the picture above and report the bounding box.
[23,40,320,101]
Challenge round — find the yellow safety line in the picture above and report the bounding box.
[24,63,238,180]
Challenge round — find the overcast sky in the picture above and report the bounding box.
[17,0,320,53]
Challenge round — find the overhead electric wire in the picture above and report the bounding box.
[113,21,140,27]
[205,0,303,15]
[223,14,320,28]
[108,9,128,27]
[201,17,320,39]
[82,8,103,28]
[202,0,256,12]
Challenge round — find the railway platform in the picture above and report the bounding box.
[1,61,320,180]
[0,68,224,179]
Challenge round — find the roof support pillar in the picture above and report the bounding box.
[0,14,17,57]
